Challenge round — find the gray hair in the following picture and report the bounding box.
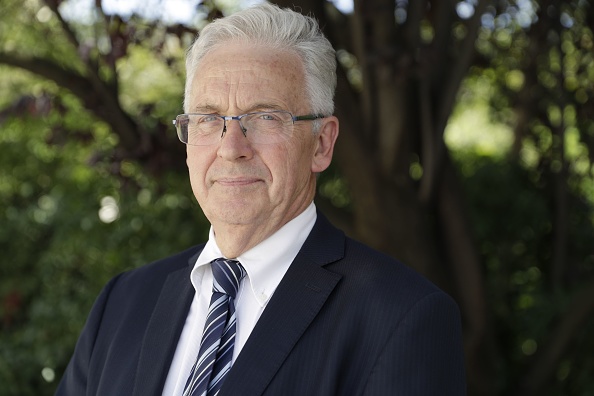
[184,2,337,120]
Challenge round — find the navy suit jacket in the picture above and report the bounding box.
[56,213,466,395]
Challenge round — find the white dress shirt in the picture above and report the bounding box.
[162,203,317,395]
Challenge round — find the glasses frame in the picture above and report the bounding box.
[172,111,326,145]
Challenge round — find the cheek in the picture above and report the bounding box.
[186,148,210,185]
[269,141,314,188]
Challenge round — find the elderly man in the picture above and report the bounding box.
[57,3,466,395]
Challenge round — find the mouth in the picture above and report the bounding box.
[214,177,263,187]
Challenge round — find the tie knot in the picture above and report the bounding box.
[211,258,246,298]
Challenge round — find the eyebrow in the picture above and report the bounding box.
[191,102,287,114]
[192,104,219,114]
[249,103,286,112]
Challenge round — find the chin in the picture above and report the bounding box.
[211,206,263,225]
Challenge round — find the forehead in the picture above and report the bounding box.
[188,42,308,112]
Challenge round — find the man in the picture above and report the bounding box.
[57,3,466,395]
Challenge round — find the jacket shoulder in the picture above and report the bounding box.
[116,244,204,284]
[334,236,451,308]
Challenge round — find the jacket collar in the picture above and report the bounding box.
[132,249,199,395]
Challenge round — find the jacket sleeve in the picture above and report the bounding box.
[362,291,467,396]
[55,274,121,396]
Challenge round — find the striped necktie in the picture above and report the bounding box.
[183,258,246,396]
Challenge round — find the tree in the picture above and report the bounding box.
[1,0,593,395]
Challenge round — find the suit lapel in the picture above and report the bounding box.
[221,213,345,396]
[132,252,198,395]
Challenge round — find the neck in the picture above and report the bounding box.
[213,203,314,259]
[213,224,263,259]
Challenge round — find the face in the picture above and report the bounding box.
[186,42,338,250]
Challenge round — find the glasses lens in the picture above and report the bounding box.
[176,114,224,146]
[242,111,293,144]
[175,114,189,143]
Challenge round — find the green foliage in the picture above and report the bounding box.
[0,2,209,393]
[0,83,209,394]
[455,152,594,395]
[448,4,594,387]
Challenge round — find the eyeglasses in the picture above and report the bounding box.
[172,111,326,146]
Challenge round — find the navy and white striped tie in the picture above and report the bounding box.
[183,258,246,396]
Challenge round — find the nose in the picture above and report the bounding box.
[217,118,253,160]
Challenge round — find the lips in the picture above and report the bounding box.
[208,165,268,188]
[215,177,263,186]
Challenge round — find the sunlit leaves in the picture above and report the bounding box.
[318,175,351,209]
[505,69,525,91]
[117,44,185,116]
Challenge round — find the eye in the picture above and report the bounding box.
[258,112,280,121]
[197,114,220,123]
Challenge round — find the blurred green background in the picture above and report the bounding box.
[1,0,593,395]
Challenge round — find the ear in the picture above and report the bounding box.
[311,116,339,173]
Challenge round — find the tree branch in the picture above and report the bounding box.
[43,0,81,51]
[0,52,140,152]
[515,278,594,395]
[332,62,384,244]
[350,0,378,145]
[438,156,494,396]
[436,0,490,133]
[419,0,490,204]
[323,2,354,54]
[431,0,457,57]
[402,0,428,50]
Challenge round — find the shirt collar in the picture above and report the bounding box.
[191,202,317,307]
